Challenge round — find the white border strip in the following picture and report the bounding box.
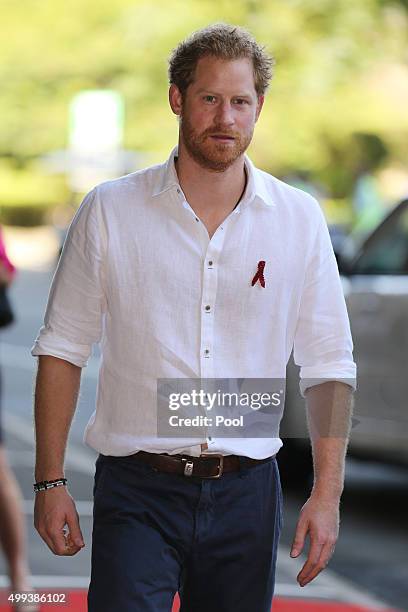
[0,575,89,589]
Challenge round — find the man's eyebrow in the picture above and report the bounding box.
[195,88,253,97]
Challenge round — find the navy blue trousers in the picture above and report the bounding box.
[88,453,283,612]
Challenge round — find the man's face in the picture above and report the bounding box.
[170,56,264,172]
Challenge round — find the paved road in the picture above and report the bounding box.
[0,263,406,611]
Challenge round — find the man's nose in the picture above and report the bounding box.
[215,102,235,125]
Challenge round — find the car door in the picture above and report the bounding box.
[343,200,408,463]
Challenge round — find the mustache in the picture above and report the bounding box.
[204,129,240,139]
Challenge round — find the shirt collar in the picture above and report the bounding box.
[152,145,275,208]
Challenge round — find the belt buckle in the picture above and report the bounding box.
[182,458,194,477]
[199,453,224,479]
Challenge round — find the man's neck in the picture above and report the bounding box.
[174,142,247,216]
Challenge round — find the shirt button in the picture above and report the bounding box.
[205,305,211,311]
[204,349,210,356]
[195,217,199,222]
[208,260,213,266]
[177,188,181,193]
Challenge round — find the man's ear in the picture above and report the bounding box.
[169,84,183,116]
[255,95,265,123]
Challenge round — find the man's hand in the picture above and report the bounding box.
[290,492,340,587]
[291,381,352,586]
[34,486,85,556]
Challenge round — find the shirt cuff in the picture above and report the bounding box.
[31,331,91,368]
[299,362,357,398]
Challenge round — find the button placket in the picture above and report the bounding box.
[182,201,212,250]
[199,217,234,448]
[199,226,227,380]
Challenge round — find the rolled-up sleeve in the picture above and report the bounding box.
[31,187,107,367]
[293,203,357,397]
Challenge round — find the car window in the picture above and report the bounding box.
[352,203,408,274]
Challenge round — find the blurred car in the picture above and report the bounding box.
[279,198,408,484]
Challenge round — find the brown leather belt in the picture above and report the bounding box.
[132,451,276,479]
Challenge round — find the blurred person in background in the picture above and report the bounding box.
[0,225,39,612]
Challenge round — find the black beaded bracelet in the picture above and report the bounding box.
[33,478,67,493]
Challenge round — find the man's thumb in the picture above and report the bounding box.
[67,512,85,547]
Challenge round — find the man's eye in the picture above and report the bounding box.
[235,99,248,105]
[204,95,216,103]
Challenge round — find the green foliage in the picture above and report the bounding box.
[0,160,68,225]
[1,0,408,221]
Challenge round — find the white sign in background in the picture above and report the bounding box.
[68,89,124,192]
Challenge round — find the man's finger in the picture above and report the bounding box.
[47,523,72,555]
[45,518,81,556]
[298,538,336,586]
[64,532,83,555]
[297,537,324,586]
[38,525,74,556]
[66,509,85,548]
[37,528,59,555]
[290,517,308,558]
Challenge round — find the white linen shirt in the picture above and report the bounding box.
[31,145,356,459]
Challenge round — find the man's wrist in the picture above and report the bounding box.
[34,477,67,493]
[35,469,65,482]
[311,481,343,503]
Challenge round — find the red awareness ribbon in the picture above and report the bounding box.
[251,260,266,288]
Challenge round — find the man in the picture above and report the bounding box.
[32,23,356,612]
